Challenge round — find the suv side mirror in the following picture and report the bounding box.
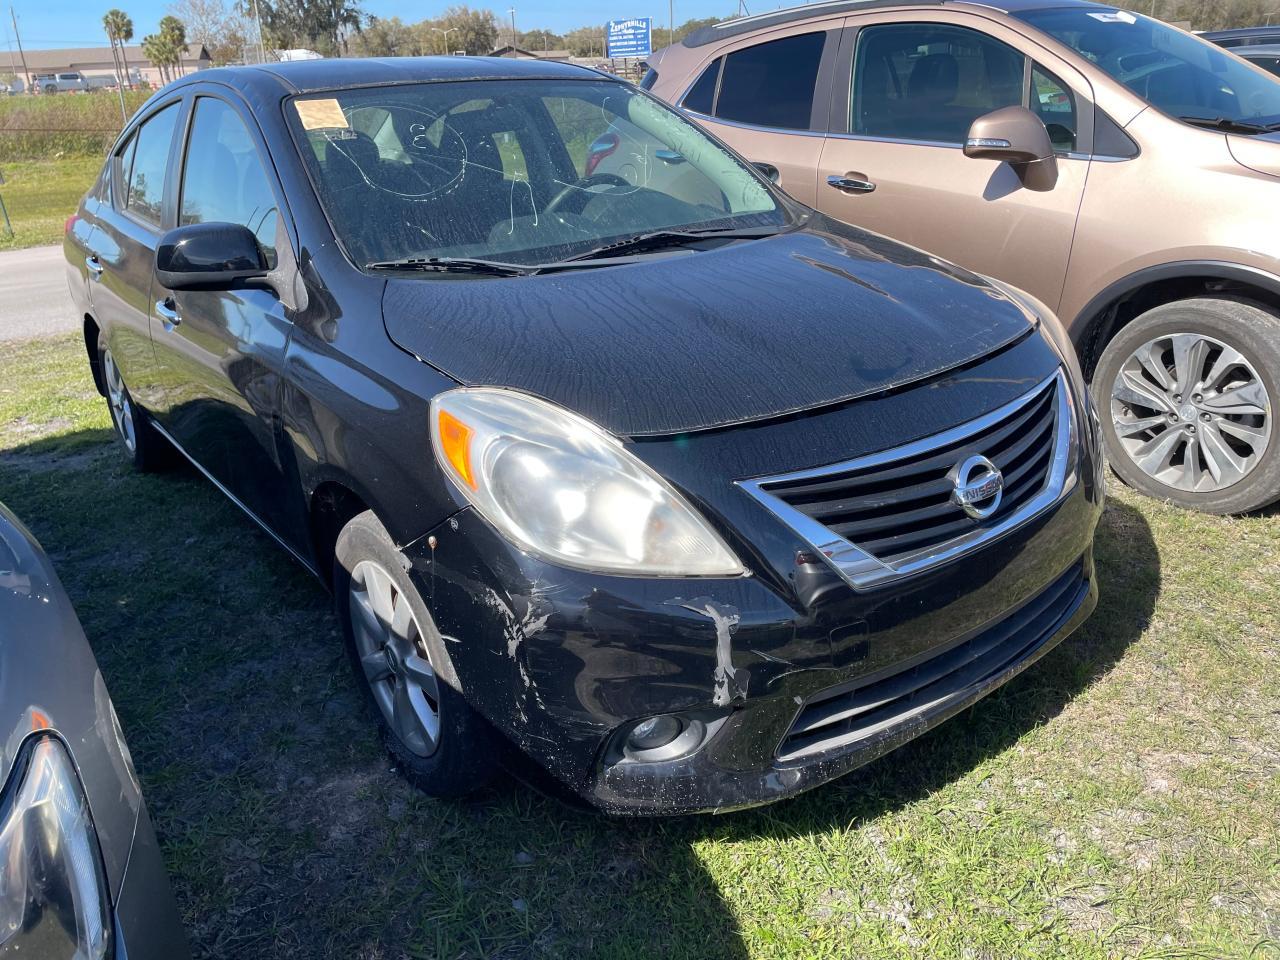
[752,161,781,185]
[155,222,268,291]
[963,105,1058,191]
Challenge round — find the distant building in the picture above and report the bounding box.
[487,45,572,62]
[9,44,212,88]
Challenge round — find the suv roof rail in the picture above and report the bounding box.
[682,0,945,47]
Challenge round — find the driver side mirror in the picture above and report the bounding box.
[963,106,1058,192]
[155,221,269,291]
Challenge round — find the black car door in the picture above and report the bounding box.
[85,96,184,408]
[147,90,308,549]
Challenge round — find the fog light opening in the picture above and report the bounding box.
[619,715,710,763]
[627,715,683,751]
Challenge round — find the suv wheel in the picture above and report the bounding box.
[100,343,171,472]
[334,510,498,797]
[1094,297,1280,513]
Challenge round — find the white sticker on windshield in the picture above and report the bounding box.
[1088,10,1137,22]
[295,98,349,130]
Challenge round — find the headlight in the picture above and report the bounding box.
[0,737,112,959]
[430,388,744,577]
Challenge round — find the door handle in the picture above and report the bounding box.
[826,174,876,194]
[85,255,103,280]
[155,297,181,329]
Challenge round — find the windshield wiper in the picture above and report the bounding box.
[1178,115,1280,135]
[364,256,533,277]
[545,225,785,268]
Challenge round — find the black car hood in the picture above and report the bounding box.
[381,220,1034,437]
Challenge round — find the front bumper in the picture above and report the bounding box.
[406,450,1102,815]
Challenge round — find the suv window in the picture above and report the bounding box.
[852,23,1025,143]
[682,58,720,115]
[123,103,179,225]
[179,97,280,266]
[1031,65,1077,151]
[716,32,827,130]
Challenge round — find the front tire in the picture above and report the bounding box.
[334,510,498,797]
[1094,298,1280,514]
[100,343,171,472]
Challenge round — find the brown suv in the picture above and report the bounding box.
[645,0,1280,514]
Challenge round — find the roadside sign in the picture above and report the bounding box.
[607,18,652,59]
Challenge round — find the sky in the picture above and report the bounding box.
[2,0,757,53]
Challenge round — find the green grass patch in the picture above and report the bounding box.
[0,156,101,250]
[1,333,1277,959]
[0,90,151,159]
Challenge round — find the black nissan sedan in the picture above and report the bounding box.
[64,56,1104,814]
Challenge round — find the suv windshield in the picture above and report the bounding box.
[1017,7,1280,127]
[287,78,784,269]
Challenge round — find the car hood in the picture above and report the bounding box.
[1227,132,1280,178]
[381,218,1035,437]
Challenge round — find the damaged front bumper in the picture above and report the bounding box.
[402,448,1103,815]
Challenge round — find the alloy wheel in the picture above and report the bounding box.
[348,560,441,757]
[1110,332,1271,492]
[103,350,136,454]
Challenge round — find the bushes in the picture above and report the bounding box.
[0,91,153,161]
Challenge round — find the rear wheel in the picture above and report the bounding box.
[100,343,171,472]
[1094,298,1280,514]
[334,510,498,797]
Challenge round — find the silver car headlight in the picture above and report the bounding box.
[0,737,112,960]
[430,388,744,577]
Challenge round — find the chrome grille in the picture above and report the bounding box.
[738,371,1074,590]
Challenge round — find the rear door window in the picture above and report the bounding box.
[852,23,1025,143]
[123,103,180,225]
[714,32,828,130]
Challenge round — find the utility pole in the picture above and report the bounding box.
[508,7,517,50]
[251,0,266,63]
[9,7,29,93]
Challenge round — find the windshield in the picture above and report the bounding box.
[286,78,784,268]
[1016,7,1280,126]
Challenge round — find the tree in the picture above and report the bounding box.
[418,6,499,55]
[103,9,135,89]
[518,28,562,52]
[168,0,247,65]
[350,15,420,57]
[671,15,726,44]
[159,15,189,75]
[563,25,603,57]
[252,0,364,55]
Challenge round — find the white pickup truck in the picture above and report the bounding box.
[33,71,117,93]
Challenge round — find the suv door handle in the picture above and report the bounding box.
[155,297,181,328]
[85,255,103,279]
[826,175,876,194]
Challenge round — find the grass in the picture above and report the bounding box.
[0,156,101,250]
[1,333,1278,959]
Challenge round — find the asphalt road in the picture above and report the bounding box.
[1,245,77,342]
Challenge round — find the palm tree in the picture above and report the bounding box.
[103,9,135,88]
[158,15,188,76]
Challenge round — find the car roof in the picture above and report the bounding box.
[168,55,605,97]
[680,0,1112,47]
[1202,27,1280,40]
[1237,43,1280,55]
